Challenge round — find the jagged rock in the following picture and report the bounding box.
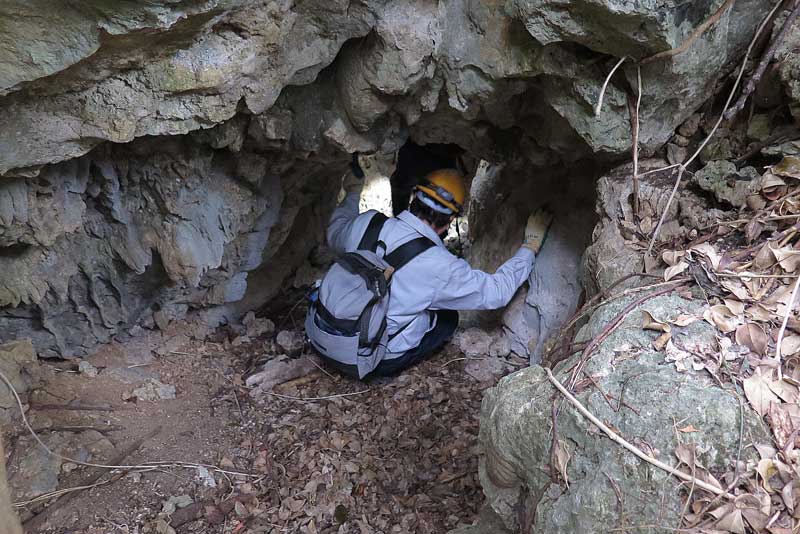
[582,159,727,295]
[0,339,36,414]
[776,9,800,120]
[471,294,770,533]
[246,356,316,396]
[242,312,275,339]
[465,357,514,384]
[124,379,177,402]
[275,330,304,354]
[77,361,98,378]
[694,160,761,208]
[455,328,493,358]
[0,0,781,359]
[488,335,512,358]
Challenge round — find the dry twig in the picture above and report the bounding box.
[629,66,643,216]
[545,368,733,499]
[725,0,800,119]
[641,0,736,64]
[265,390,370,402]
[775,271,800,376]
[646,0,786,256]
[567,283,684,389]
[595,56,628,116]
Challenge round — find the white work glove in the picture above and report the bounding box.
[522,207,554,253]
[342,170,363,195]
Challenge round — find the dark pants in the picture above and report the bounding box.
[321,310,459,379]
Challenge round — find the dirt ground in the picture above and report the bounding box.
[4,312,521,534]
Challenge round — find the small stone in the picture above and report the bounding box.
[153,310,170,332]
[677,113,701,137]
[124,379,176,402]
[747,114,770,141]
[672,134,690,147]
[464,357,512,383]
[231,335,250,347]
[78,361,98,377]
[455,328,493,357]
[162,495,194,515]
[276,330,304,353]
[489,335,511,358]
[666,143,687,165]
[61,462,78,473]
[243,312,275,338]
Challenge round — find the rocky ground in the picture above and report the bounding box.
[2,306,523,534]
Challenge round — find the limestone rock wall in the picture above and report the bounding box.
[0,0,784,357]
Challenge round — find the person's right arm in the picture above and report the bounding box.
[430,247,535,311]
[429,207,553,311]
[326,184,361,254]
[326,155,365,254]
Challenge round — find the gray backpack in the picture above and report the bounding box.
[306,213,434,378]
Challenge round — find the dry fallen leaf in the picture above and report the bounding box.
[653,331,671,351]
[662,250,685,266]
[724,299,746,316]
[711,502,746,534]
[691,243,722,271]
[664,261,689,281]
[553,439,571,487]
[672,313,698,327]
[743,368,781,417]
[781,335,800,357]
[641,310,671,333]
[703,304,740,333]
[770,244,800,273]
[757,458,779,493]
[678,424,700,433]
[771,155,800,180]
[735,322,768,356]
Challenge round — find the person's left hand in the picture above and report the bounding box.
[522,207,554,253]
[349,152,365,179]
[342,169,363,194]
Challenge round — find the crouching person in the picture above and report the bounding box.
[306,154,552,379]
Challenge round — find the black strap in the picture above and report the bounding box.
[358,212,388,251]
[337,253,388,297]
[384,237,434,270]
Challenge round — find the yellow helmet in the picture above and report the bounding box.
[414,168,467,215]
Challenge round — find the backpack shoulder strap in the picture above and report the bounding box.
[384,237,434,271]
[358,212,388,252]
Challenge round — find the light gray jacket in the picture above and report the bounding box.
[327,190,535,359]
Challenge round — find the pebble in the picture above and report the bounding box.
[78,360,98,377]
[276,330,304,353]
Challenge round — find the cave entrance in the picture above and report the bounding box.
[355,137,600,364]
[358,140,469,217]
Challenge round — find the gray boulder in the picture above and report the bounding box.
[468,294,769,533]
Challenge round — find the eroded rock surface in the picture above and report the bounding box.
[0,0,789,358]
[468,294,769,533]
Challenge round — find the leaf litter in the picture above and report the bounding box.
[643,163,800,532]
